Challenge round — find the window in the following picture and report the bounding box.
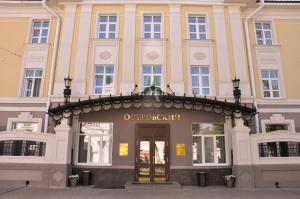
[191,66,210,95]
[143,15,162,39]
[30,20,49,44]
[12,122,39,132]
[188,15,207,40]
[261,70,280,98]
[192,123,226,165]
[0,140,46,156]
[259,141,300,157]
[142,65,162,90]
[255,22,273,46]
[22,69,43,97]
[94,66,114,95]
[265,124,289,133]
[78,122,113,165]
[97,15,117,39]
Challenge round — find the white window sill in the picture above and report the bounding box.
[74,163,112,167]
[193,163,229,167]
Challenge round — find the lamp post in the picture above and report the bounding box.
[232,77,241,104]
[64,76,72,104]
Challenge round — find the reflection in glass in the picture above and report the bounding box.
[155,167,165,175]
[216,136,226,163]
[139,141,150,164]
[192,136,202,164]
[139,167,150,175]
[204,137,214,163]
[155,141,165,164]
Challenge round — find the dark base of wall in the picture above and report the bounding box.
[0,164,71,188]
[73,167,232,187]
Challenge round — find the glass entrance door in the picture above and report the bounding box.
[135,124,170,183]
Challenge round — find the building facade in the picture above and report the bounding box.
[0,0,300,188]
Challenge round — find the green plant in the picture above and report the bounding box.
[223,174,235,181]
[68,174,79,180]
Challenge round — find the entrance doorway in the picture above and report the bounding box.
[135,124,170,183]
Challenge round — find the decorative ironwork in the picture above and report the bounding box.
[47,85,257,126]
[64,76,72,104]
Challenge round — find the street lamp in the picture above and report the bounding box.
[64,76,72,104]
[232,77,241,104]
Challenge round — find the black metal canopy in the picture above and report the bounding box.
[47,86,257,126]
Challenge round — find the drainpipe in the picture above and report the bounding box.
[244,0,265,133]
[42,0,61,133]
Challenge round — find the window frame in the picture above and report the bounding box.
[93,65,116,95]
[29,19,51,44]
[260,69,282,99]
[186,12,210,40]
[22,68,43,98]
[190,65,210,96]
[261,114,296,134]
[192,123,229,166]
[187,14,208,40]
[253,20,278,46]
[142,13,164,39]
[76,122,113,166]
[96,14,119,39]
[141,64,164,91]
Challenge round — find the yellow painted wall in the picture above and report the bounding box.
[249,18,300,99]
[0,18,29,97]
[85,5,125,95]
[275,19,300,99]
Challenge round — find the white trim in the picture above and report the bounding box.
[138,39,167,92]
[18,43,50,98]
[261,114,296,133]
[74,121,114,167]
[185,40,216,97]
[0,107,45,112]
[255,45,286,100]
[90,39,120,95]
[253,19,278,46]
[6,112,43,132]
[191,121,230,166]
[0,97,47,104]
[259,108,300,113]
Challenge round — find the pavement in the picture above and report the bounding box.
[0,186,300,199]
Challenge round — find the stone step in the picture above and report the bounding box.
[124,181,182,189]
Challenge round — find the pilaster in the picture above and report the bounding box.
[53,5,77,96]
[73,5,93,96]
[120,4,136,94]
[213,6,232,97]
[228,6,251,97]
[169,4,184,95]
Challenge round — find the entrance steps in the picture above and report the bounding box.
[125,181,181,189]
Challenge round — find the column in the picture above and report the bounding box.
[51,119,72,187]
[231,119,255,188]
[213,6,232,97]
[120,4,136,94]
[53,5,76,96]
[73,5,93,96]
[169,5,184,95]
[229,6,251,97]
